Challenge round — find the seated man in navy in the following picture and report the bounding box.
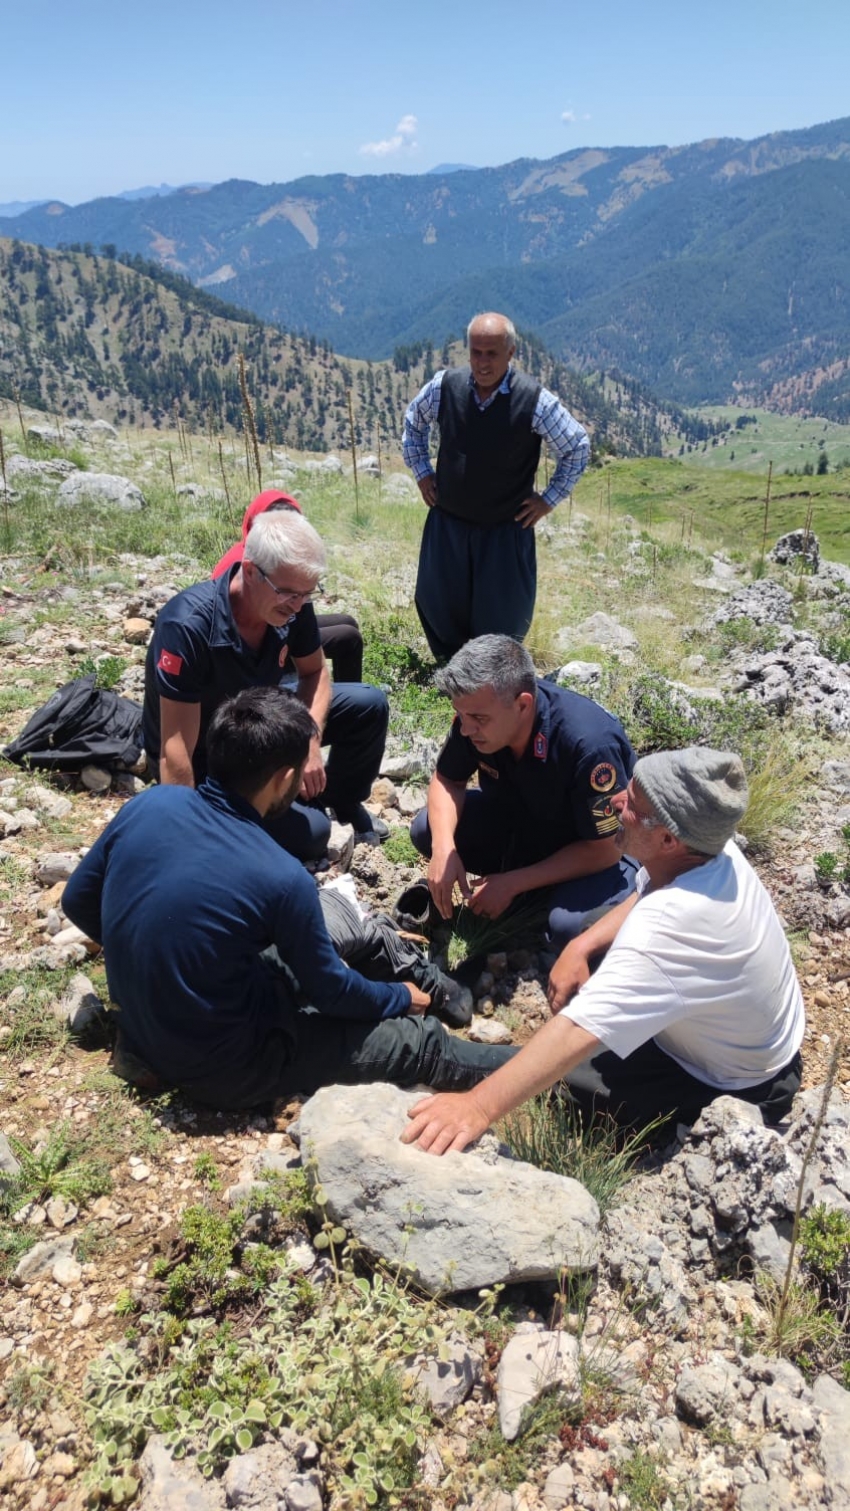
[142,510,388,862]
[412,635,637,948]
[63,688,512,1110]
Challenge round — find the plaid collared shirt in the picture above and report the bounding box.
[402,365,590,506]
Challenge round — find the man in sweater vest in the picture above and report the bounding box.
[402,312,590,661]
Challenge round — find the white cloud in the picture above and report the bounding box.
[561,109,576,124]
[359,114,418,157]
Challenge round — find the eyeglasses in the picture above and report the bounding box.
[253,563,321,604]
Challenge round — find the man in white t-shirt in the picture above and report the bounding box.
[402,747,805,1151]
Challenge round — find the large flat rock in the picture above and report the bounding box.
[299,1083,600,1295]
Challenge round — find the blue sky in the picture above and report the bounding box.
[3,0,849,205]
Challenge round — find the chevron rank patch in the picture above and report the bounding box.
[590,794,621,837]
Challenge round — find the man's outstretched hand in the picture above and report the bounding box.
[400,1089,491,1154]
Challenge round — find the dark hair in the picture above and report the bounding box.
[206,688,316,799]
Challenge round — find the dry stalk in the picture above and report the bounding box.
[217,440,232,508]
[12,384,27,449]
[346,388,360,521]
[168,451,177,499]
[774,1038,844,1340]
[238,353,263,492]
[759,460,774,570]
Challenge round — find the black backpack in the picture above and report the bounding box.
[3,675,144,772]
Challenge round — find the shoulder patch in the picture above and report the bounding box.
[533,731,548,761]
[279,645,290,669]
[590,761,617,792]
[157,649,184,676]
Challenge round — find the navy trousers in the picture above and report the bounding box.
[266,683,388,862]
[562,1041,803,1134]
[415,508,537,662]
[411,788,638,948]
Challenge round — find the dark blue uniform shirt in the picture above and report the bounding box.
[62,781,408,1092]
[436,680,634,866]
[141,568,320,774]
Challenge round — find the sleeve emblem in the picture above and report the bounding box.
[533,732,548,761]
[590,762,617,792]
[157,650,183,676]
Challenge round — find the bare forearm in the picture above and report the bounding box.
[402,1015,602,1152]
[477,1016,600,1123]
[428,774,466,857]
[570,889,639,962]
[504,837,621,896]
[160,742,195,786]
[297,667,332,738]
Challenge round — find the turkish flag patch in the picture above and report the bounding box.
[157,649,184,676]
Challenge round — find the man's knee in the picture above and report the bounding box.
[548,904,588,952]
[410,807,431,857]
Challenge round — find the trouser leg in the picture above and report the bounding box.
[547,857,640,950]
[415,509,473,662]
[317,614,363,683]
[264,801,331,864]
[470,519,537,643]
[318,889,425,982]
[321,683,389,819]
[410,788,510,876]
[561,1040,803,1134]
[276,1010,516,1101]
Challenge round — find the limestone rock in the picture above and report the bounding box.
[138,1435,227,1509]
[123,617,152,644]
[13,1236,75,1284]
[813,1374,850,1507]
[497,1327,581,1440]
[36,852,80,885]
[406,1333,482,1418]
[299,1083,600,1294]
[57,472,146,512]
[53,972,107,1036]
[81,765,113,793]
[560,611,638,654]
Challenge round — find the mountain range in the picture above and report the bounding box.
[2,118,849,415]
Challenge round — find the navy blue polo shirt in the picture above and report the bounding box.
[436,681,634,863]
[142,567,320,773]
[61,780,409,1096]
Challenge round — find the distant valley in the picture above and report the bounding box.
[2,118,849,414]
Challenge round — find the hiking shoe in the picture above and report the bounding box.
[111,1030,165,1093]
[392,879,432,934]
[339,803,390,844]
[411,962,474,1028]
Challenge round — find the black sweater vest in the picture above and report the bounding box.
[435,366,542,526]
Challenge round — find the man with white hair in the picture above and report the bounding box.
[402,311,590,661]
[142,510,389,861]
[403,747,805,1151]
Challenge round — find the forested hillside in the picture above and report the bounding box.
[0,240,702,457]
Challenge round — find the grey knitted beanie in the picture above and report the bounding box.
[632,747,748,855]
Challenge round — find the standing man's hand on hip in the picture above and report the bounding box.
[515,493,554,528]
[417,475,438,508]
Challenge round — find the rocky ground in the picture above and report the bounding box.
[1,553,850,1511]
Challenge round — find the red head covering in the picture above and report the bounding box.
[211,490,302,579]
